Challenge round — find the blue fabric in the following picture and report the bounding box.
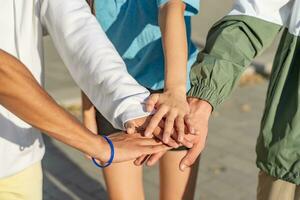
[95,0,199,90]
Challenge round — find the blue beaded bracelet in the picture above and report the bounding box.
[92,135,114,168]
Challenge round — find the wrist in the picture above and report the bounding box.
[88,134,110,162]
[164,85,186,93]
[187,97,213,117]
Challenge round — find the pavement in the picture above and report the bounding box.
[42,1,279,199]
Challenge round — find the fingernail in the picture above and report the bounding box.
[188,143,193,148]
[163,138,169,144]
[190,128,195,134]
[144,131,150,137]
[180,164,187,171]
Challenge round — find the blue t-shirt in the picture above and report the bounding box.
[95,0,200,90]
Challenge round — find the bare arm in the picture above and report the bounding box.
[0,50,103,158]
[145,0,190,143]
[81,91,97,134]
[160,0,187,91]
[0,49,169,163]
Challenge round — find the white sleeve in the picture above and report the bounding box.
[40,0,151,130]
[229,0,293,26]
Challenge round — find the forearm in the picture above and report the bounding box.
[159,0,187,91]
[82,92,95,121]
[81,91,98,133]
[0,50,104,158]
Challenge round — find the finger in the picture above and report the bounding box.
[184,115,196,134]
[137,137,164,145]
[179,143,204,171]
[184,133,198,143]
[163,111,177,143]
[146,151,166,166]
[171,132,193,148]
[134,154,149,166]
[144,144,171,155]
[179,138,193,148]
[176,116,185,142]
[146,94,160,112]
[144,106,168,137]
[125,121,136,134]
[158,120,165,129]
[153,126,179,148]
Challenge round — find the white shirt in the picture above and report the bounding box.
[0,0,150,178]
[230,0,300,36]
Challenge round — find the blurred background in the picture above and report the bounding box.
[42,1,280,199]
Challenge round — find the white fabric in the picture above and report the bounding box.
[229,0,300,36]
[0,0,150,178]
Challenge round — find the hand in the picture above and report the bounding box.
[144,88,190,144]
[179,98,212,171]
[91,132,171,164]
[126,116,193,148]
[127,116,193,166]
[134,132,199,166]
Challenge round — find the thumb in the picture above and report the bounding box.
[179,144,203,171]
[125,121,136,134]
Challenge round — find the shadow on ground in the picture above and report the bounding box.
[42,136,108,200]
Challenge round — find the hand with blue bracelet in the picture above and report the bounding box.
[91,132,171,168]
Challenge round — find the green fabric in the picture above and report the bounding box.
[187,15,281,109]
[188,15,300,184]
[256,31,300,184]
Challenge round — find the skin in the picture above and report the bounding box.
[144,0,190,144]
[142,98,213,172]
[82,1,199,199]
[180,98,212,170]
[0,49,169,164]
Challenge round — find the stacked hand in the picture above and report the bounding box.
[83,89,212,168]
[125,93,212,171]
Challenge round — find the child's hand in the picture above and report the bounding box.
[144,88,190,143]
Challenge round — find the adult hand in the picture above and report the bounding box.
[92,132,171,164]
[135,132,198,166]
[125,116,193,148]
[179,98,212,171]
[126,115,193,166]
[137,98,212,169]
